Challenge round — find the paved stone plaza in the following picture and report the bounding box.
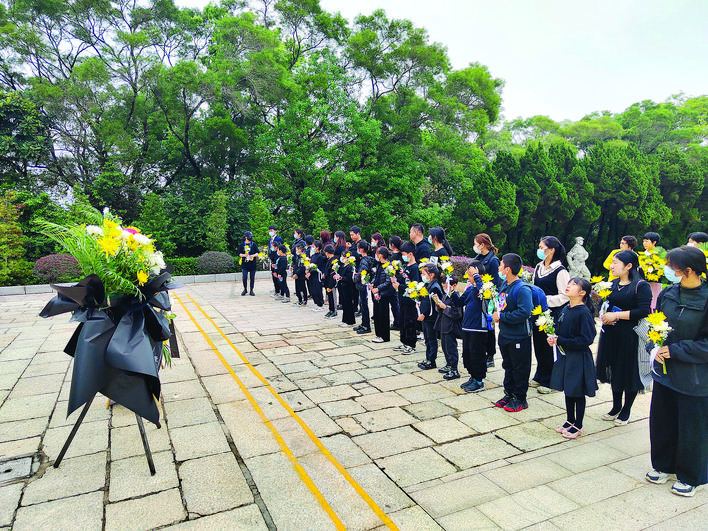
[1,279,706,530]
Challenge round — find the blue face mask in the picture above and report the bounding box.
[664,266,681,284]
[428,236,433,244]
[536,249,547,260]
[402,255,410,263]
[421,275,430,284]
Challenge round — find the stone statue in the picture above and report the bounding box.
[567,236,591,280]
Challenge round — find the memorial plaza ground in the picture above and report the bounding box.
[0,278,706,530]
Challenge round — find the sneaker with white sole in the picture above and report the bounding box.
[645,469,671,484]
[401,346,415,354]
[671,481,701,497]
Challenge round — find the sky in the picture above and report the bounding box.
[175,0,708,123]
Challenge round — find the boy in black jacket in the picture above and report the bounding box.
[275,245,290,303]
[492,253,533,412]
[353,241,375,334]
[433,275,463,380]
[417,264,444,369]
[292,242,308,306]
[322,245,338,318]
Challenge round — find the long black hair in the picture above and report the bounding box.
[614,250,644,283]
[540,236,566,266]
[430,227,453,256]
[569,277,594,314]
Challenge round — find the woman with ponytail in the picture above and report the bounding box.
[474,233,501,368]
[429,227,454,263]
[548,278,598,439]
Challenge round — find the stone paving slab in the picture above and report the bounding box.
[0,283,705,530]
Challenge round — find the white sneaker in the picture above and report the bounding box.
[312,306,324,312]
[645,469,671,484]
[671,481,701,497]
[402,346,415,354]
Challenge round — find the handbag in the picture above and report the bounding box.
[633,318,652,391]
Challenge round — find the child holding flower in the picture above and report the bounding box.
[417,264,444,370]
[392,242,420,353]
[238,231,259,296]
[547,278,598,439]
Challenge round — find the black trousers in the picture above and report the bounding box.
[485,327,496,359]
[327,288,336,312]
[499,337,532,401]
[391,293,400,327]
[462,330,488,381]
[271,266,280,294]
[422,319,438,362]
[399,303,418,348]
[295,277,308,303]
[531,326,554,387]
[358,287,370,329]
[279,277,290,298]
[352,284,359,313]
[242,268,256,291]
[650,382,708,487]
[441,332,459,368]
[340,283,355,325]
[373,296,391,342]
[307,274,324,307]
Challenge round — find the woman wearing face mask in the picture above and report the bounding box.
[531,236,570,394]
[370,247,396,343]
[645,246,708,497]
[417,264,444,370]
[389,236,404,331]
[371,232,386,250]
[238,231,259,296]
[474,233,501,368]
[429,227,454,264]
[595,250,652,425]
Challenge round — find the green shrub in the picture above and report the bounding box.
[196,251,236,274]
[167,257,199,276]
[33,254,82,283]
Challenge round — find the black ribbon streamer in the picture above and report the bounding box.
[40,273,181,426]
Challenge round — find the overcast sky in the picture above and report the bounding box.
[176,0,708,122]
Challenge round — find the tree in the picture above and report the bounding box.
[205,190,229,251]
[248,187,274,246]
[0,190,31,285]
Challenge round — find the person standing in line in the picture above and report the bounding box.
[416,264,444,370]
[274,245,290,303]
[428,227,454,264]
[433,275,463,380]
[268,225,284,298]
[473,233,501,368]
[531,236,570,394]
[371,247,395,343]
[322,245,338,319]
[603,235,637,280]
[492,253,534,412]
[548,278,598,439]
[353,241,375,334]
[595,250,652,425]
[410,223,432,263]
[392,241,420,354]
[336,252,356,326]
[307,240,326,312]
[388,236,404,331]
[237,231,259,296]
[642,231,666,311]
[646,246,708,497]
[687,232,708,247]
[292,242,308,306]
[349,226,363,315]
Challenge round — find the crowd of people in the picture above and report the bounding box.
[236,224,708,498]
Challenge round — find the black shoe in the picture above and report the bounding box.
[249,291,255,296]
[443,369,460,380]
[352,325,363,332]
[494,394,512,408]
[503,396,529,412]
[324,311,333,318]
[336,304,342,310]
[356,327,371,335]
[463,380,485,393]
[417,360,436,370]
[355,311,362,317]
[241,289,247,296]
[460,377,475,389]
[437,365,451,374]
[390,324,400,331]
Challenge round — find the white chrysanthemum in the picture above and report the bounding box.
[147,251,166,268]
[86,225,103,236]
[118,230,132,240]
[103,207,110,215]
[133,233,152,246]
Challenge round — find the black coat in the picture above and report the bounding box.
[550,305,598,397]
[434,290,463,338]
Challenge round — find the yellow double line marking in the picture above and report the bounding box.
[174,292,398,531]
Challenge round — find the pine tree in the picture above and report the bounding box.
[0,191,29,285]
[205,191,228,252]
[249,188,274,246]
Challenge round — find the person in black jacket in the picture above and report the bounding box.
[322,245,338,318]
[410,223,432,263]
[292,242,308,306]
[268,225,284,298]
[392,241,420,353]
[417,264,444,369]
[274,245,290,303]
[389,236,404,330]
[307,240,326,312]
[349,226,363,314]
[337,254,356,325]
[353,241,375,334]
[474,233,501,367]
[237,231,259,296]
[371,247,395,343]
[433,275,463,380]
[429,227,454,265]
[646,246,708,497]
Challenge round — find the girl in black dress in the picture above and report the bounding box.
[595,250,652,425]
[336,254,356,325]
[389,236,403,331]
[532,236,570,393]
[429,227,454,265]
[548,278,598,439]
[238,231,259,296]
[307,240,326,312]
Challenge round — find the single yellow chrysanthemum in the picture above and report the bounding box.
[408,281,417,289]
[97,235,119,257]
[531,305,543,315]
[598,289,612,299]
[483,289,492,299]
[648,330,662,343]
[590,276,604,283]
[481,274,493,283]
[137,270,148,285]
[410,291,419,298]
[646,312,667,326]
[419,287,429,297]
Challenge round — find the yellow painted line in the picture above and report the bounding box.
[173,293,345,530]
[183,292,399,531]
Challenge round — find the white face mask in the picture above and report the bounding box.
[421,274,429,283]
[269,231,275,238]
[473,245,481,254]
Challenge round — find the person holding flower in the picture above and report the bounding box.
[645,246,708,497]
[268,225,284,298]
[641,232,666,310]
[371,247,396,343]
[474,233,501,368]
[417,264,445,370]
[238,231,259,296]
[429,227,454,264]
[532,236,570,394]
[595,250,652,425]
[353,241,375,334]
[392,242,421,353]
[548,278,598,439]
[410,223,432,263]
